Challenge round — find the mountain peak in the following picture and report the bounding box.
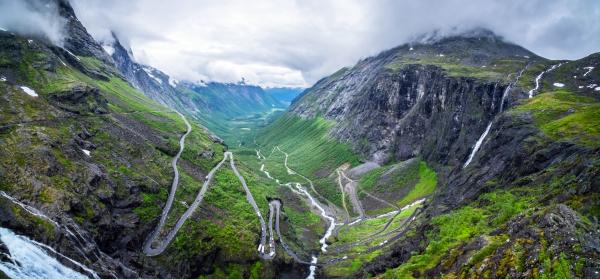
[370,27,540,69]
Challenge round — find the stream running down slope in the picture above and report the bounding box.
[528,63,564,98]
[257,147,338,277]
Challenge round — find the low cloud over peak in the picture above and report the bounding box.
[0,0,66,46]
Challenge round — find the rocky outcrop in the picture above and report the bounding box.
[0,192,137,278]
[293,60,512,168]
[48,85,109,114]
[107,34,203,111]
[55,0,114,65]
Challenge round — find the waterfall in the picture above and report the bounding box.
[306,256,318,279]
[528,63,564,98]
[0,227,97,279]
[464,65,528,169]
[463,122,493,168]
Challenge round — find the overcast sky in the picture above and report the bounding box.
[65,0,599,87]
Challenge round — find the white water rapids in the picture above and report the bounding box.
[294,183,336,253]
[257,147,338,278]
[0,227,95,279]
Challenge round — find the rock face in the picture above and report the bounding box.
[291,34,534,166]
[0,1,226,278]
[108,34,206,112]
[55,0,114,64]
[48,85,109,114]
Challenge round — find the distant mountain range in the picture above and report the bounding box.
[105,34,296,139]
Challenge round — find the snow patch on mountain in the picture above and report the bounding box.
[168,77,178,87]
[20,86,38,97]
[102,44,115,56]
[143,67,162,84]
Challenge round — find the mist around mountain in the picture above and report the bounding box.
[0,1,599,279]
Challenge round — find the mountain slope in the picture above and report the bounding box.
[0,1,298,278]
[178,81,284,120]
[107,33,208,115]
[290,31,540,164]
[257,30,600,278]
[105,35,286,144]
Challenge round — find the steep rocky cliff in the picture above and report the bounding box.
[107,33,206,113]
[56,0,114,64]
[291,32,537,165]
[1,2,598,278]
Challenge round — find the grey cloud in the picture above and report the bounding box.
[67,0,600,87]
[0,0,66,46]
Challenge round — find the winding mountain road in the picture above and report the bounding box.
[274,147,338,209]
[143,111,191,256]
[268,200,314,265]
[254,146,434,278]
[143,112,273,258]
[336,170,351,223]
[338,170,366,220]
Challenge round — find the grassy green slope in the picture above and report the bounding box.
[511,90,600,147]
[387,55,530,82]
[358,159,437,215]
[0,35,286,277]
[265,43,599,278]
[255,114,360,207]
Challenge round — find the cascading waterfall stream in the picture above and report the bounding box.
[464,66,527,168]
[0,227,97,279]
[257,146,426,277]
[0,191,129,279]
[528,63,564,98]
[257,147,339,277]
[463,122,493,168]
